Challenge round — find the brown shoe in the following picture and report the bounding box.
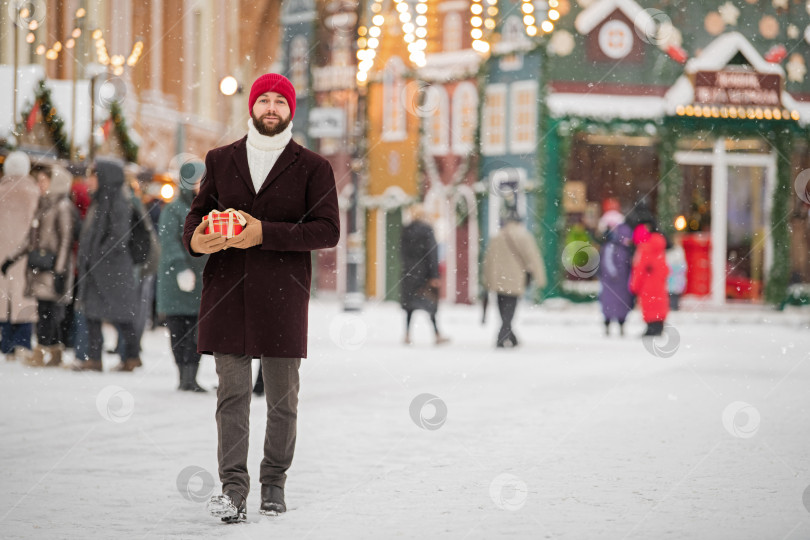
[435,335,450,345]
[44,345,64,367]
[112,357,142,372]
[24,345,46,367]
[71,359,103,371]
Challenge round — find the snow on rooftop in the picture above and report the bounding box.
[574,0,657,40]
[548,92,666,120]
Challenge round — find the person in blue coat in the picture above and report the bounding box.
[157,175,207,391]
[598,222,634,336]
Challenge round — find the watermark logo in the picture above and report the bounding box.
[8,1,46,29]
[642,324,680,358]
[634,8,672,46]
[169,153,206,190]
[402,81,443,118]
[722,401,760,439]
[561,241,600,278]
[794,169,810,204]
[409,393,447,431]
[96,385,135,423]
[176,465,216,503]
[92,76,127,109]
[321,1,358,37]
[328,313,368,351]
[489,473,528,511]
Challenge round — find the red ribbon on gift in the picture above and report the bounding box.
[203,208,246,239]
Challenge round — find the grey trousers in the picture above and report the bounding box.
[213,353,301,499]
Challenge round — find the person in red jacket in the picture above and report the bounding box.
[629,224,669,336]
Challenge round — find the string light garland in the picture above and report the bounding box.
[356,0,427,84]
[94,30,143,76]
[675,104,800,122]
[470,0,495,53]
[356,0,383,83]
[522,0,557,37]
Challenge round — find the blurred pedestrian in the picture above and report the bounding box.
[666,232,687,311]
[625,197,658,232]
[183,73,340,522]
[598,222,634,336]
[400,204,448,345]
[2,165,75,367]
[72,158,140,372]
[0,151,39,361]
[629,224,669,336]
[482,210,547,348]
[157,175,207,392]
[112,173,160,361]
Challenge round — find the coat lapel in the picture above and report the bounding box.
[256,140,301,197]
[230,137,256,197]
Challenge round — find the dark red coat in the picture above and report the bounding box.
[629,232,669,323]
[183,137,340,358]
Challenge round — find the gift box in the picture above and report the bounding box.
[203,208,246,239]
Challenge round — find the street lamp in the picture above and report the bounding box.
[69,6,86,160]
[219,76,240,96]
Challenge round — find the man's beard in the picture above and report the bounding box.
[251,112,291,137]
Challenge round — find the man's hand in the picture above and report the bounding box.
[1,258,13,275]
[190,220,228,254]
[226,211,263,249]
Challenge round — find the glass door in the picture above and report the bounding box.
[726,165,768,301]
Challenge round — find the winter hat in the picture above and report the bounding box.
[248,74,296,119]
[3,151,31,177]
[632,223,652,245]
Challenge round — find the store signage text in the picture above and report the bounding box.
[694,71,781,107]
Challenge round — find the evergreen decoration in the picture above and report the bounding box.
[18,80,70,158]
[109,100,139,163]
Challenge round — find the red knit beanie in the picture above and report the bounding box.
[248,74,296,119]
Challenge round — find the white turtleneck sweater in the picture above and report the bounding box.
[246,118,293,193]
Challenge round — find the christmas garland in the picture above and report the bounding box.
[108,100,139,163]
[18,79,70,158]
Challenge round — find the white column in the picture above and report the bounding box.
[710,138,728,306]
[150,0,162,93]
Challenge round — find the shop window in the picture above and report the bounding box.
[382,57,407,141]
[509,81,537,154]
[427,86,449,155]
[481,84,506,155]
[443,12,462,52]
[290,35,308,93]
[452,82,477,154]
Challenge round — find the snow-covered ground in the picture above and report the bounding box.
[2,298,810,540]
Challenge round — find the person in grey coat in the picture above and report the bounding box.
[157,175,207,391]
[73,158,140,372]
[2,164,76,367]
[482,210,547,348]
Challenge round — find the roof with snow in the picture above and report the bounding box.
[574,0,656,40]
